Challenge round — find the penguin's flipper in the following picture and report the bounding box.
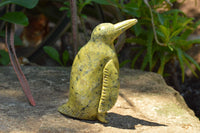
[98,59,119,114]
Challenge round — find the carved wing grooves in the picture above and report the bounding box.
[101,68,109,102]
[98,60,119,113]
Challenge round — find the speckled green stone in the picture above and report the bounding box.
[58,19,137,123]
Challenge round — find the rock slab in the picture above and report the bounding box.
[0,67,200,133]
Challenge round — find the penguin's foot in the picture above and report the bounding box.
[97,113,108,123]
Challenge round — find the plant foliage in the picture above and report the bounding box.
[0,50,9,65]
[43,46,69,66]
[58,0,200,81]
[0,12,29,26]
[0,0,39,9]
[0,0,38,66]
[98,0,200,82]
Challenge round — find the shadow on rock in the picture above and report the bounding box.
[70,112,167,130]
[104,113,166,129]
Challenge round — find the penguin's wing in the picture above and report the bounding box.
[98,59,120,113]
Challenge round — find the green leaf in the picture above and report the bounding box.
[85,0,92,4]
[183,52,200,72]
[159,25,170,42]
[0,12,28,26]
[181,18,193,27]
[62,50,69,66]
[0,50,10,65]
[180,29,193,39]
[170,18,192,39]
[141,54,149,71]
[147,33,153,70]
[158,53,172,76]
[122,2,141,17]
[164,9,184,16]
[119,60,130,68]
[157,56,166,75]
[78,0,92,13]
[156,30,165,40]
[64,1,70,5]
[14,35,23,46]
[183,56,198,78]
[122,7,141,18]
[59,7,69,11]
[43,46,62,65]
[0,31,23,46]
[0,0,39,9]
[91,0,113,5]
[170,28,183,39]
[133,22,142,36]
[157,13,164,25]
[185,39,200,46]
[176,48,185,82]
[172,10,178,30]
[131,49,144,69]
[81,14,87,19]
[126,38,146,45]
[167,43,173,51]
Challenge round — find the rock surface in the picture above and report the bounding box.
[0,66,200,133]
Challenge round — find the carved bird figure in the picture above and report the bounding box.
[58,19,138,123]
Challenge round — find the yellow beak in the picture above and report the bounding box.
[114,19,138,37]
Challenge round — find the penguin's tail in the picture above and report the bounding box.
[58,103,97,120]
[58,103,75,118]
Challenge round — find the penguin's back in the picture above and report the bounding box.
[59,41,119,120]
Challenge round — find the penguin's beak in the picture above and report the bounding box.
[113,19,138,37]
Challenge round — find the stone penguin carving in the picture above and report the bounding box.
[58,19,138,123]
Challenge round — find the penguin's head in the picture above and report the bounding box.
[91,19,137,44]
